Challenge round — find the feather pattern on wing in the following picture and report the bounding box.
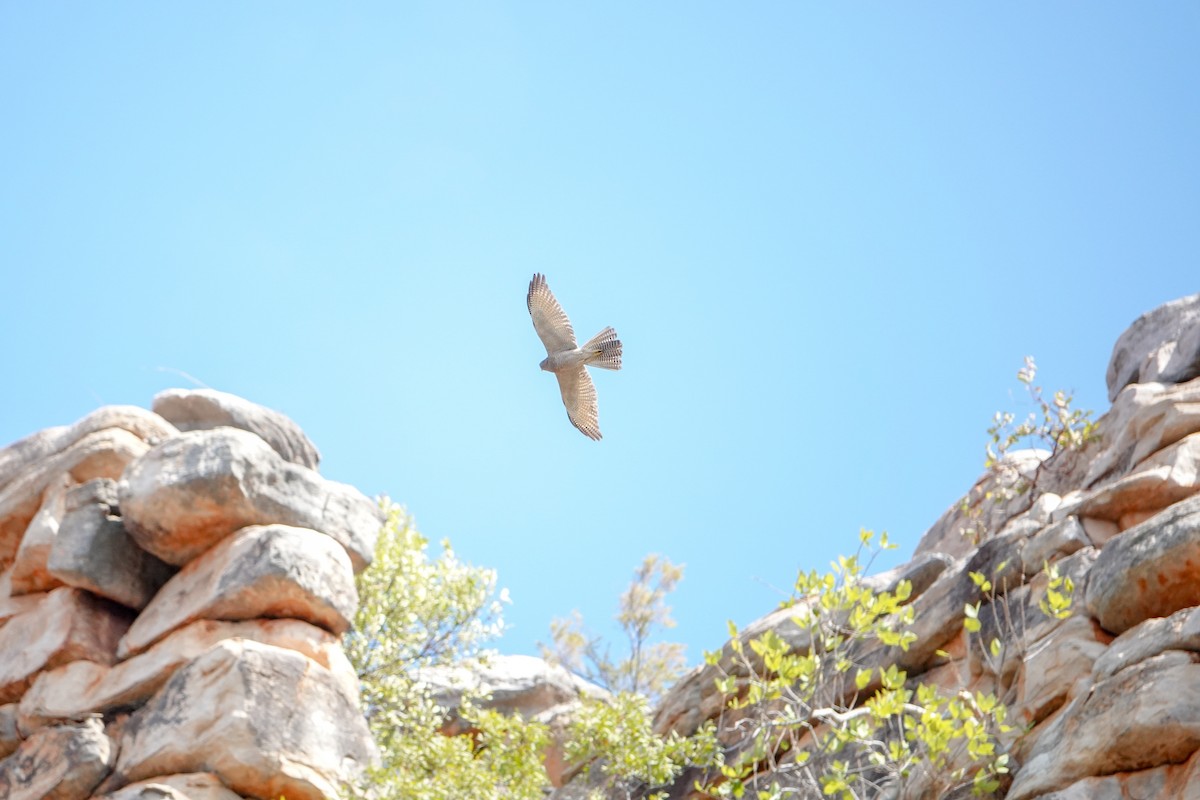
[527,273,577,354]
[555,366,601,440]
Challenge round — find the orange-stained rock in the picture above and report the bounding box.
[0,566,47,624]
[0,718,115,800]
[1085,494,1200,634]
[0,587,132,703]
[1015,614,1111,726]
[0,428,151,569]
[118,428,379,571]
[9,474,71,595]
[106,639,376,800]
[117,524,356,659]
[20,618,356,734]
[1008,652,1200,800]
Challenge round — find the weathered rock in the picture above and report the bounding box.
[21,618,356,734]
[1086,494,1200,634]
[0,406,176,496]
[1022,515,1091,578]
[153,388,321,470]
[1077,377,1200,491]
[117,524,356,659]
[0,703,19,758]
[108,639,375,800]
[1093,605,1200,681]
[1074,431,1200,523]
[1032,751,1200,800]
[1015,614,1110,726]
[0,428,151,569]
[1107,292,1200,402]
[0,587,132,703]
[0,718,115,800]
[100,772,243,800]
[119,428,379,570]
[46,479,174,610]
[914,449,1049,560]
[9,474,71,595]
[0,566,47,623]
[424,654,605,721]
[1008,652,1200,800]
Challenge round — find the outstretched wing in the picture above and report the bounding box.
[527,273,577,354]
[555,365,602,440]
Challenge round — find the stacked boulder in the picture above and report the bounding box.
[643,293,1200,799]
[0,389,381,800]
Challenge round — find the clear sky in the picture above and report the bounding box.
[2,4,1197,665]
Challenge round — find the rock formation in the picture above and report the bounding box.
[619,292,1200,799]
[0,389,381,800]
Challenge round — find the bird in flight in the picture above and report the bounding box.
[527,273,623,440]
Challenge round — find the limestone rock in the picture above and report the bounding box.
[118,428,379,570]
[0,587,132,703]
[0,406,176,496]
[109,639,376,800]
[1008,652,1200,800]
[117,524,356,659]
[0,718,115,800]
[45,479,174,610]
[9,474,71,595]
[1107,292,1200,402]
[100,772,243,800]
[153,388,320,470]
[21,618,356,734]
[0,428,151,568]
[1086,494,1200,634]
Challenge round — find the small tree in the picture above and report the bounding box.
[543,554,687,706]
[345,500,550,800]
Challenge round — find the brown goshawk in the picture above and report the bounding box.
[527,273,623,440]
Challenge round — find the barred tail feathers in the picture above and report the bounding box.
[582,327,622,370]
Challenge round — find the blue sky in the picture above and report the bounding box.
[2,4,1197,664]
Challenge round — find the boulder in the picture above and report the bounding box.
[107,639,376,800]
[118,428,379,570]
[0,718,115,800]
[1014,614,1110,726]
[1086,494,1200,634]
[46,479,174,610]
[1107,292,1200,402]
[423,654,606,721]
[0,587,132,703]
[99,772,243,800]
[0,406,176,496]
[117,524,356,659]
[1073,432,1200,523]
[1032,752,1200,800]
[153,388,320,470]
[9,474,71,595]
[1022,515,1091,578]
[1007,652,1200,800]
[21,618,356,734]
[0,428,151,568]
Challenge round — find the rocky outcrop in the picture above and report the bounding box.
[0,391,381,799]
[620,293,1200,800]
